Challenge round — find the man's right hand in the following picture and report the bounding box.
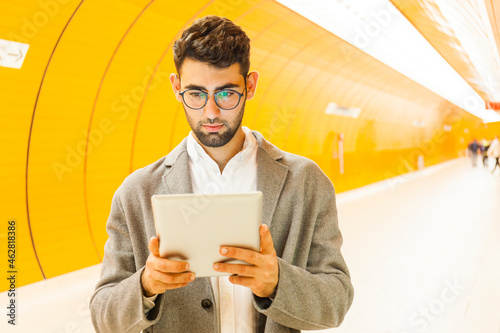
[141,236,195,297]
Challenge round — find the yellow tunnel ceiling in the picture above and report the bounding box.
[0,0,494,290]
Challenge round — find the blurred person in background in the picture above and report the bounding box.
[468,139,479,167]
[487,136,500,174]
[480,138,490,167]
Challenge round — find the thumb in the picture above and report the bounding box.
[148,236,160,257]
[260,224,275,255]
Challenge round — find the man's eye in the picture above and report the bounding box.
[189,92,205,98]
[219,91,234,97]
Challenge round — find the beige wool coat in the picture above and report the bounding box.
[90,130,354,333]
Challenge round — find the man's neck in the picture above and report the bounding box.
[195,127,246,173]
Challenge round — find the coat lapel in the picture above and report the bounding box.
[252,131,289,229]
[161,138,193,195]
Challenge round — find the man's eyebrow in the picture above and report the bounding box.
[183,83,241,91]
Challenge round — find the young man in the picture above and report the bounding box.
[90,15,353,333]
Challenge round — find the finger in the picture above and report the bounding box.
[228,275,254,289]
[152,256,191,273]
[148,236,160,257]
[220,246,259,265]
[213,262,257,277]
[163,282,191,290]
[260,224,275,255]
[149,270,195,285]
[148,279,191,293]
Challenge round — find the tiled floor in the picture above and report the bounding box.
[1,157,499,333]
[0,263,100,332]
[313,157,500,333]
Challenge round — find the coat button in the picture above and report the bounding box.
[201,299,212,309]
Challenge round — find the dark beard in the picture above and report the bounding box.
[185,100,245,148]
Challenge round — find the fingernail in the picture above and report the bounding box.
[220,248,228,255]
[214,263,219,270]
[262,224,268,231]
[185,263,190,270]
[190,274,195,281]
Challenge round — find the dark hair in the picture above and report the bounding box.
[173,16,250,77]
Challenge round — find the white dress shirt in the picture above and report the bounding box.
[186,125,259,333]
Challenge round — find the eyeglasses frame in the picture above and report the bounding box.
[178,83,247,111]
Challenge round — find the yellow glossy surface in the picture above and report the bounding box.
[0,0,497,290]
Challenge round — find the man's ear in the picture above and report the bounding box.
[245,71,259,100]
[169,73,182,102]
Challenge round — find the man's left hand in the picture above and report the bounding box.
[214,224,279,298]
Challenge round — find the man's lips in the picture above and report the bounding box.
[202,124,224,132]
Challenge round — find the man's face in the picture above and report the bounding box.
[170,58,251,148]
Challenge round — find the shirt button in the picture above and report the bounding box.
[201,299,212,309]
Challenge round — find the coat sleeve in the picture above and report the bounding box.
[252,169,354,330]
[89,189,165,333]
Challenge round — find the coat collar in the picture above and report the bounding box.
[161,130,289,227]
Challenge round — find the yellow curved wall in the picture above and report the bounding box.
[0,0,496,290]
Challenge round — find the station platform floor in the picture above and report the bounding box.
[2,157,499,333]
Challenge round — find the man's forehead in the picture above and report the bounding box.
[178,59,244,87]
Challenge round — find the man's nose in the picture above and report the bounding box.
[203,95,221,120]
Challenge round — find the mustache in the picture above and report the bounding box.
[201,119,226,125]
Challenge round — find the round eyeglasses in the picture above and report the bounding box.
[179,88,245,110]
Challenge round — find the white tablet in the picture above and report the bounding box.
[151,191,262,277]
